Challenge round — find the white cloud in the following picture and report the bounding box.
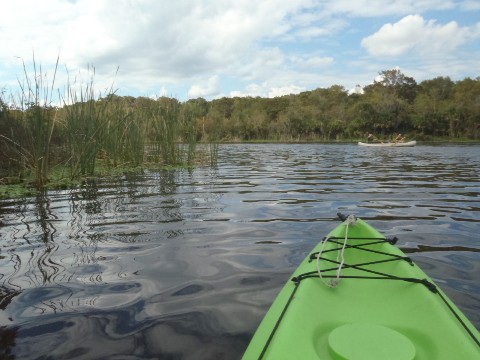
[0,1,478,101]
[0,0,316,95]
[288,17,348,40]
[230,83,304,98]
[188,76,221,98]
[361,14,474,57]
[230,84,265,98]
[348,85,364,95]
[324,0,455,17]
[290,55,335,68]
[268,85,304,97]
[461,0,480,11]
[235,47,286,81]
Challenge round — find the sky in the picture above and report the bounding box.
[0,0,479,101]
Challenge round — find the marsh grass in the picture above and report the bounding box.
[150,99,181,164]
[181,101,200,165]
[148,98,199,166]
[0,58,220,196]
[62,67,120,178]
[101,95,145,168]
[5,55,61,187]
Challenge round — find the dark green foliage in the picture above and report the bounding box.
[1,56,61,187]
[191,70,472,142]
[0,62,210,189]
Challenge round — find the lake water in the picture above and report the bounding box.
[1,144,479,359]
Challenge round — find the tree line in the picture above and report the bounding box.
[1,68,479,186]
[200,69,480,142]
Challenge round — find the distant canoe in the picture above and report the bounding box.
[358,140,416,147]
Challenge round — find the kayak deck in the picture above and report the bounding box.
[243,216,480,359]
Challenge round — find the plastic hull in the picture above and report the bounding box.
[242,217,480,359]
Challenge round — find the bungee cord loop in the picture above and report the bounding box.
[317,214,357,287]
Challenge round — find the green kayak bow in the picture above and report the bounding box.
[243,214,480,360]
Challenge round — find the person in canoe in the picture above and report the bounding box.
[393,133,406,143]
[366,133,383,144]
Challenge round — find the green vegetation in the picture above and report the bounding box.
[1,64,480,198]
[201,70,480,142]
[1,56,61,188]
[0,59,217,197]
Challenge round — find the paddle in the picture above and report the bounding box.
[367,134,384,144]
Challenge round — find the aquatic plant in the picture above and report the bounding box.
[60,67,147,178]
[8,55,60,187]
[181,100,202,165]
[149,97,182,165]
[100,94,145,167]
[62,67,102,178]
[0,58,221,193]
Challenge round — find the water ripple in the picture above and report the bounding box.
[0,144,479,359]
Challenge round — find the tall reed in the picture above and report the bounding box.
[150,98,182,165]
[11,55,60,187]
[181,101,200,165]
[62,69,100,178]
[100,95,145,167]
[0,91,20,176]
[61,67,125,178]
[148,97,206,166]
[1,58,216,188]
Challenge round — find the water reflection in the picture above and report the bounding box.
[0,325,17,360]
[0,144,479,359]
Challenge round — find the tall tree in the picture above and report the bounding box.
[413,77,454,137]
[453,77,480,139]
[363,69,417,135]
[375,68,418,103]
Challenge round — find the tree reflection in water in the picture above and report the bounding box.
[0,144,479,359]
